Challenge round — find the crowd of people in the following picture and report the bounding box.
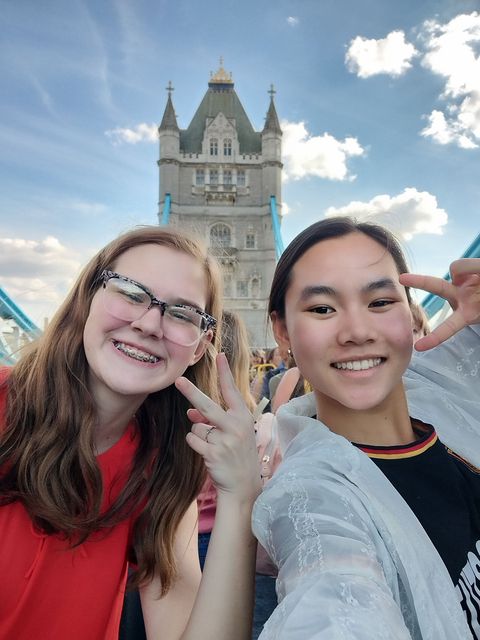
[0,217,478,639]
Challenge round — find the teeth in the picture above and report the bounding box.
[333,358,382,371]
[113,341,160,364]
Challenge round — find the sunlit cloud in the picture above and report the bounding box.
[345,30,418,78]
[105,123,158,144]
[0,236,83,323]
[325,187,448,240]
[420,12,480,148]
[287,16,299,27]
[281,120,364,181]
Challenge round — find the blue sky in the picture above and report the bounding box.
[1,0,479,325]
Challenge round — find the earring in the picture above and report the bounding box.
[287,348,292,356]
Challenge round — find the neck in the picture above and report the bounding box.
[315,383,415,446]
[89,385,145,455]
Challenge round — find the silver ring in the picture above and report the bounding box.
[205,426,216,443]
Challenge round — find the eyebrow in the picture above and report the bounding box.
[300,278,399,301]
[117,274,204,310]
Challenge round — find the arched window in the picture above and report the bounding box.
[251,277,260,298]
[210,223,231,248]
[223,138,232,156]
[210,138,218,156]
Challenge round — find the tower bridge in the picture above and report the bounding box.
[0,286,41,364]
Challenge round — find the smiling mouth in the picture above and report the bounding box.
[332,357,384,371]
[113,341,160,364]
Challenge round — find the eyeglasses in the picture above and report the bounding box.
[101,270,216,347]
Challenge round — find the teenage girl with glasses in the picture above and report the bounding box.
[253,217,480,639]
[0,226,260,640]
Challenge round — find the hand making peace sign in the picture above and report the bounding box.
[175,352,261,504]
[399,258,480,352]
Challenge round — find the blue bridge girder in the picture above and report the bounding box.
[422,232,480,318]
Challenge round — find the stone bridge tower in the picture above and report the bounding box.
[157,61,282,347]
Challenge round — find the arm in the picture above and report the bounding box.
[271,368,300,413]
[253,470,413,640]
[143,353,261,640]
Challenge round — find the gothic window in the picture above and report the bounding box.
[195,169,205,185]
[210,223,231,248]
[210,138,218,156]
[224,275,232,297]
[223,170,232,185]
[223,138,232,156]
[245,233,255,249]
[237,170,246,186]
[209,169,219,185]
[237,280,248,297]
[251,277,260,298]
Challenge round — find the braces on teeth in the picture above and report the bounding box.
[114,342,159,363]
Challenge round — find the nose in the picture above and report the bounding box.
[130,306,165,338]
[336,307,377,345]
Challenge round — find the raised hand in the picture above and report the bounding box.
[175,352,261,503]
[399,258,480,352]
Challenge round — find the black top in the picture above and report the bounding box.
[354,423,480,638]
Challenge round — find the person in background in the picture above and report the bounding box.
[250,348,277,403]
[253,217,480,639]
[258,347,287,412]
[411,301,431,339]
[0,226,260,640]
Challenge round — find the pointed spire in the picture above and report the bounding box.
[263,84,282,135]
[159,81,179,132]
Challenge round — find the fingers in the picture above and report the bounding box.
[216,352,249,413]
[450,258,480,281]
[399,272,456,303]
[175,376,227,430]
[413,310,466,352]
[187,407,208,424]
[176,353,252,428]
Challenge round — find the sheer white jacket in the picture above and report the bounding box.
[252,325,480,639]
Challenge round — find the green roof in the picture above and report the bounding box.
[180,85,261,154]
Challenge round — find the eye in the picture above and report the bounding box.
[111,282,148,305]
[309,305,334,315]
[166,305,198,325]
[369,299,394,309]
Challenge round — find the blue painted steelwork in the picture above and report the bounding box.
[0,342,16,365]
[161,193,171,225]
[269,196,284,260]
[0,286,41,336]
[422,232,480,318]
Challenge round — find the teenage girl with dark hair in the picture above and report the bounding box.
[0,226,260,640]
[253,217,480,639]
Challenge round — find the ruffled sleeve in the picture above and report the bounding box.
[253,445,414,640]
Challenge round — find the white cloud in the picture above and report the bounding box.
[105,122,158,144]
[420,12,480,148]
[287,16,299,27]
[281,120,364,181]
[345,30,418,78]
[0,236,83,324]
[325,187,448,240]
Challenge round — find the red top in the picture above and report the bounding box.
[0,368,139,640]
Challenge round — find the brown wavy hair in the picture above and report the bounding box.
[220,310,256,412]
[0,226,223,594]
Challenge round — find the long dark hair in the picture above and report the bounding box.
[0,226,223,594]
[269,216,412,318]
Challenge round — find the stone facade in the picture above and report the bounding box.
[157,63,282,348]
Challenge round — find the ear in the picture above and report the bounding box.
[270,311,290,352]
[189,330,213,366]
